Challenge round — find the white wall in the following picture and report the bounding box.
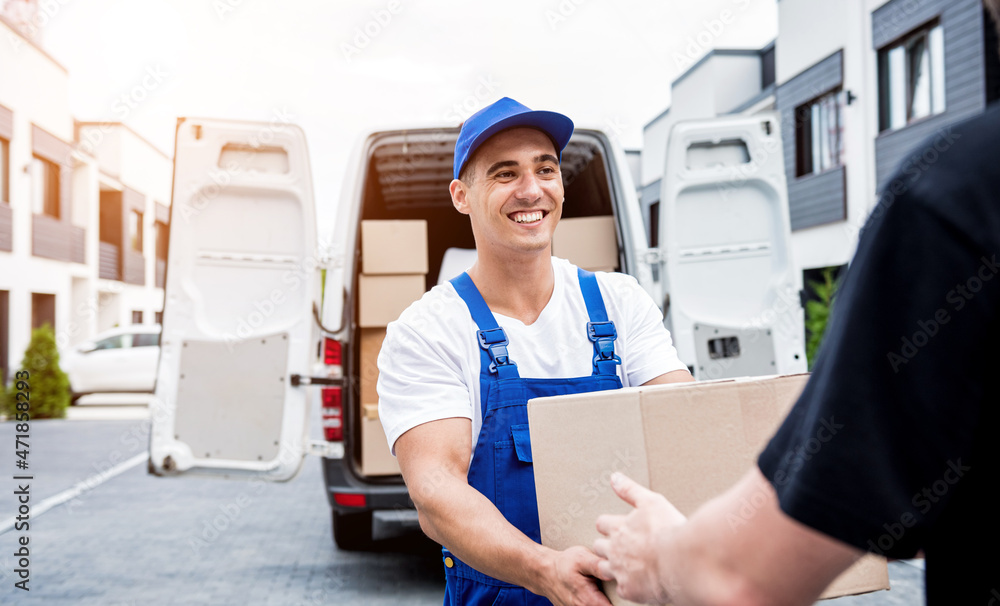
[0,23,71,141]
[641,109,673,188]
[778,0,878,271]
[119,129,172,203]
[78,126,123,177]
[776,0,851,84]
[712,54,763,114]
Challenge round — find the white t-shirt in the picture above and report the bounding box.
[377,257,688,454]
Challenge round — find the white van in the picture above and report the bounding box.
[149,114,806,550]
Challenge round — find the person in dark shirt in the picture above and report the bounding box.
[591,2,1000,603]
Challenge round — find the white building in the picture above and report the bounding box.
[641,0,998,284]
[640,43,776,249]
[775,0,996,274]
[0,14,172,383]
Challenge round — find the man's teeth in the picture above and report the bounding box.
[513,211,543,223]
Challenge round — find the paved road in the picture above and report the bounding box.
[0,411,923,605]
[0,416,444,605]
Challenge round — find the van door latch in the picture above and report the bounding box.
[307,440,345,458]
[642,249,665,265]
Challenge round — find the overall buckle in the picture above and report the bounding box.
[587,321,621,373]
[478,328,517,376]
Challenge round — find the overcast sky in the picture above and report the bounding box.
[39,0,777,229]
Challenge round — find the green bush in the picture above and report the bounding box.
[805,268,839,370]
[2,324,71,420]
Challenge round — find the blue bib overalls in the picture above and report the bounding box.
[442,268,624,605]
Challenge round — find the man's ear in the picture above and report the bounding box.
[450,179,471,215]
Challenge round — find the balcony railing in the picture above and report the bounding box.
[99,241,120,280]
[124,250,145,286]
[33,214,85,264]
[0,203,11,252]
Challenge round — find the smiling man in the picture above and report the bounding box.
[376,97,693,606]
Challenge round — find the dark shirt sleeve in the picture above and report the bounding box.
[758,172,998,558]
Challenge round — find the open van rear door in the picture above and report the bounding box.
[150,118,319,481]
[660,115,807,380]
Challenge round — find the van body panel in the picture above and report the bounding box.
[150,118,318,481]
[660,114,806,380]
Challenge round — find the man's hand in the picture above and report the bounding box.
[537,546,614,606]
[592,472,686,604]
[593,468,864,606]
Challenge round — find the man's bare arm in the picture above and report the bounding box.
[643,368,695,386]
[593,468,862,606]
[395,417,611,606]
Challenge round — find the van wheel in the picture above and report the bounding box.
[332,510,373,551]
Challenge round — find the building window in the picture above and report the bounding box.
[31,293,56,331]
[795,90,844,178]
[30,156,60,218]
[878,22,946,132]
[0,138,9,204]
[155,311,163,325]
[132,310,143,324]
[155,220,169,260]
[129,210,144,252]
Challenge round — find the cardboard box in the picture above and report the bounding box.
[362,220,428,275]
[358,274,426,327]
[359,328,385,404]
[552,216,618,272]
[528,374,889,605]
[360,403,400,476]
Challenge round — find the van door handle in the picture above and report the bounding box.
[290,375,344,387]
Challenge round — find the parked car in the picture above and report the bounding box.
[149,114,806,550]
[62,325,161,402]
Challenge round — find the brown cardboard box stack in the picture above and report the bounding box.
[358,220,428,476]
[552,216,619,272]
[528,374,890,605]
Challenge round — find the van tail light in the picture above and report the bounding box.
[334,492,366,508]
[323,338,342,366]
[321,387,343,442]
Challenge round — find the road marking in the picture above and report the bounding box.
[0,452,148,534]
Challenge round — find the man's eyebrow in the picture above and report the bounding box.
[485,160,518,176]
[485,155,560,177]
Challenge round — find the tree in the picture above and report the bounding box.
[805,267,839,370]
[2,324,71,419]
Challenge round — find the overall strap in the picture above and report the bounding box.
[450,272,520,380]
[577,267,621,376]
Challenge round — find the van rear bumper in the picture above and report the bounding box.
[321,456,413,513]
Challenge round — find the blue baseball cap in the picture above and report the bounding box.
[453,97,575,180]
